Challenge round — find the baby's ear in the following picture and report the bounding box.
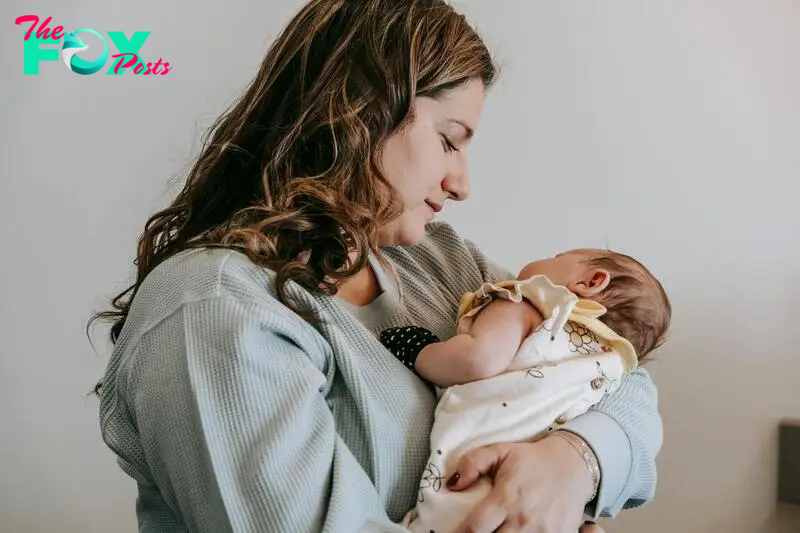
[569,268,610,297]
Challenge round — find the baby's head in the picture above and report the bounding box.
[519,249,671,361]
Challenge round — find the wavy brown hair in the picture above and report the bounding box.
[89,0,496,348]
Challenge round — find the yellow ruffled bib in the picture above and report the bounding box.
[456,275,638,372]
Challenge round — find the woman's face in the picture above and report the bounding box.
[378,78,486,246]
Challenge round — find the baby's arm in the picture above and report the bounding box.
[416,299,544,387]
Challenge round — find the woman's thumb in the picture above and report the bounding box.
[446,443,514,491]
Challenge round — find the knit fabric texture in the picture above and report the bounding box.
[98,222,661,532]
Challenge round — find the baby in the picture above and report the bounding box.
[379,248,671,533]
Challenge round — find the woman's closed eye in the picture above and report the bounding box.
[441,135,459,153]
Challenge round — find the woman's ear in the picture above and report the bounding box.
[569,268,610,297]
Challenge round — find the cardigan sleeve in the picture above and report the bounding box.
[121,295,406,533]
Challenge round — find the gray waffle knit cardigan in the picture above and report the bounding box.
[98,221,662,532]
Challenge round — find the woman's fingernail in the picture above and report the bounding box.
[447,472,461,487]
[584,521,596,525]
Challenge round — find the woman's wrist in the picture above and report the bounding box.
[553,429,601,503]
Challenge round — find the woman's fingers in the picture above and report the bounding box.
[447,442,515,491]
[448,439,594,532]
[453,491,508,533]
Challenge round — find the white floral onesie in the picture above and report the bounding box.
[402,275,638,533]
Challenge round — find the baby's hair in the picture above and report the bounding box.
[586,252,671,362]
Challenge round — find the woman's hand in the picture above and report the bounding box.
[447,434,595,533]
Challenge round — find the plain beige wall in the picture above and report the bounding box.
[2,1,798,532]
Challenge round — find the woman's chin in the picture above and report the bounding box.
[402,220,432,246]
[378,223,427,247]
[377,212,433,247]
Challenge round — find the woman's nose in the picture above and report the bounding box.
[442,157,470,201]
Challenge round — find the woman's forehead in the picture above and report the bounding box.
[426,79,485,127]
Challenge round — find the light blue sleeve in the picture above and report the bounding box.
[125,295,405,533]
[464,237,663,518]
[563,367,663,519]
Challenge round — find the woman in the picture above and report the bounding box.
[93,1,661,531]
